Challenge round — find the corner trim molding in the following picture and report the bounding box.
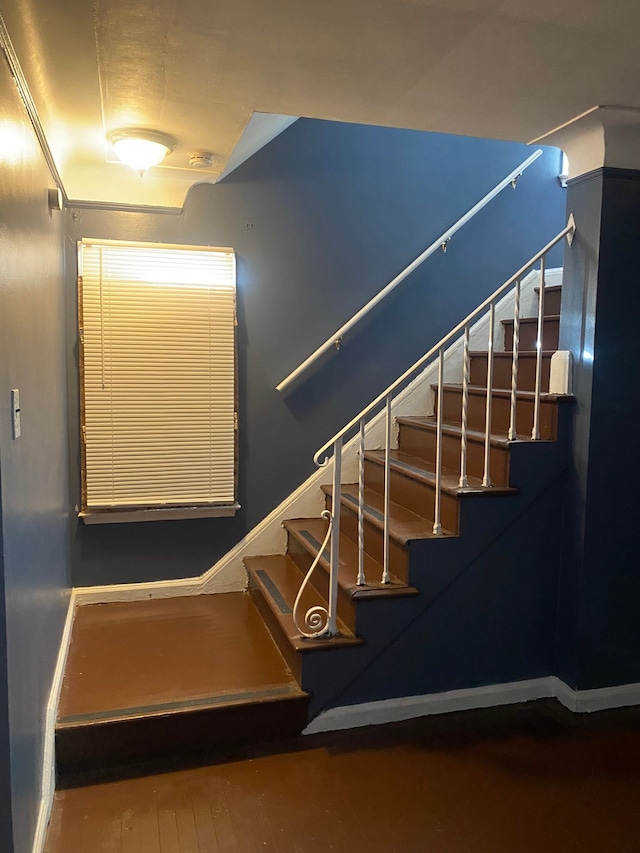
[303,676,640,734]
[68,199,183,215]
[0,11,67,203]
[32,591,77,853]
[566,166,640,188]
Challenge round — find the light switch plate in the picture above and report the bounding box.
[11,389,21,439]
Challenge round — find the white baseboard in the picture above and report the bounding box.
[552,676,640,713]
[303,675,640,734]
[303,678,556,733]
[32,591,76,853]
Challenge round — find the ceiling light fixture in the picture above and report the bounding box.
[107,128,176,175]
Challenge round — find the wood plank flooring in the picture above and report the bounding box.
[46,699,640,853]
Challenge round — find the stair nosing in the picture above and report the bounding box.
[500,314,560,325]
[467,349,557,358]
[56,684,306,728]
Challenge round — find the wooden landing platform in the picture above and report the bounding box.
[57,592,309,785]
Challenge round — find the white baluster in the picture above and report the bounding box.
[459,327,470,488]
[357,418,366,586]
[382,396,391,584]
[532,256,546,440]
[328,436,342,635]
[508,279,521,440]
[482,303,495,487]
[433,347,444,534]
[292,509,334,639]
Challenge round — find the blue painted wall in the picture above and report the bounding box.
[557,168,640,690]
[67,119,566,587]
[0,517,14,849]
[0,60,71,853]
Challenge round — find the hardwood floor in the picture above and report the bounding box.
[46,699,640,852]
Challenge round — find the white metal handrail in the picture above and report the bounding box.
[298,214,575,637]
[314,215,576,468]
[276,149,543,393]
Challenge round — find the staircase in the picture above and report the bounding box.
[244,275,572,717]
[54,224,575,789]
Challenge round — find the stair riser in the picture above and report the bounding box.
[469,353,552,392]
[398,422,510,486]
[324,493,410,582]
[365,459,460,532]
[287,535,357,632]
[248,582,302,682]
[535,286,562,315]
[436,387,558,440]
[502,317,559,352]
[56,694,309,787]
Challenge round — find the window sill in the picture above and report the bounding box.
[79,504,241,525]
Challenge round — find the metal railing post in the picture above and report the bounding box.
[508,278,521,440]
[357,418,366,586]
[382,396,392,583]
[328,436,342,635]
[482,303,495,487]
[459,327,470,488]
[532,256,546,440]
[433,348,444,534]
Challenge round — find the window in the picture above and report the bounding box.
[78,239,238,523]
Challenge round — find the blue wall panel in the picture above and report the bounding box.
[558,169,640,690]
[0,60,71,853]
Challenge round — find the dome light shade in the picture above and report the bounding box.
[107,129,176,174]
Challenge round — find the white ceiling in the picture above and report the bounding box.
[3,0,640,206]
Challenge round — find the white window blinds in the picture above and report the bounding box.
[79,240,237,514]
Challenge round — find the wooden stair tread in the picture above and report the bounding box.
[397,415,517,446]
[365,449,517,497]
[322,482,449,543]
[284,517,419,597]
[501,314,560,325]
[534,284,561,293]
[244,554,362,652]
[467,350,557,359]
[433,382,572,402]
